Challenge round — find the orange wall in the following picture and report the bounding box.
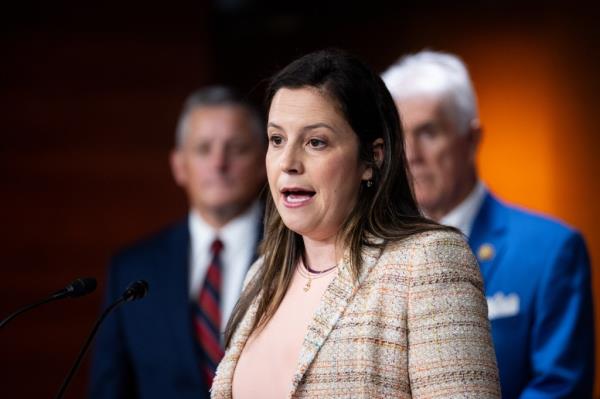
[461,31,600,393]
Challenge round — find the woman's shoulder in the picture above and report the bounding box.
[385,228,468,255]
[382,229,481,284]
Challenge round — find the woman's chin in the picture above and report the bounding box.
[281,221,341,243]
[280,219,311,236]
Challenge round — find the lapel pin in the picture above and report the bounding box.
[477,243,495,262]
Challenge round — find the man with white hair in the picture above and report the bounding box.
[383,51,594,398]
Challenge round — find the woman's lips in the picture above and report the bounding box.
[281,189,315,208]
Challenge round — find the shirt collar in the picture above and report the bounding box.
[188,201,262,267]
[438,181,486,237]
[219,201,262,258]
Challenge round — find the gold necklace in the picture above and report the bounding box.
[297,259,338,292]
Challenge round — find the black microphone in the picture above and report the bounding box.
[53,277,98,299]
[0,277,97,329]
[122,279,149,302]
[55,280,149,399]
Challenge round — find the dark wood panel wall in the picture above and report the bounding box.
[1,5,214,396]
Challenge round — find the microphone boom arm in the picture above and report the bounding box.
[54,279,149,399]
[54,297,126,399]
[0,277,97,329]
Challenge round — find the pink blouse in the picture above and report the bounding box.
[231,266,337,398]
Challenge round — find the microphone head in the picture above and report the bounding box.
[65,277,97,298]
[122,280,149,302]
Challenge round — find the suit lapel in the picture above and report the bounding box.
[213,243,383,398]
[469,192,508,291]
[289,244,382,396]
[251,206,265,265]
[212,291,261,398]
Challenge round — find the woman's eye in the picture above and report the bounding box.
[269,135,283,146]
[308,138,326,148]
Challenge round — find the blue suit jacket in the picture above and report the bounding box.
[89,219,261,399]
[469,192,594,398]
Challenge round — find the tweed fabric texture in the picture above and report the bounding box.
[212,230,500,398]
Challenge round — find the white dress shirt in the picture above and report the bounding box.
[188,200,262,330]
[438,181,487,237]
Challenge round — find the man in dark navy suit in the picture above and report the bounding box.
[89,86,267,399]
[383,51,594,398]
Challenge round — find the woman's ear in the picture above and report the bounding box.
[362,138,385,181]
[372,138,384,168]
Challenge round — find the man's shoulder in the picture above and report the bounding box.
[489,194,580,241]
[112,219,189,265]
[506,205,578,239]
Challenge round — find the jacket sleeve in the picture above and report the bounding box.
[520,232,595,398]
[407,232,501,398]
[88,257,137,399]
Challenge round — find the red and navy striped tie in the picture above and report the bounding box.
[194,238,225,388]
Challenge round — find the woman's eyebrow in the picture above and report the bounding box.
[267,121,337,134]
[302,122,336,133]
[267,121,283,130]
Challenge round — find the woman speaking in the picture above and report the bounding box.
[212,49,500,398]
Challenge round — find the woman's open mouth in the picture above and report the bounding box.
[281,188,315,207]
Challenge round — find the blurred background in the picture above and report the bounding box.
[1,0,599,397]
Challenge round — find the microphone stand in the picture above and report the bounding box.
[1,278,97,329]
[54,280,148,399]
[54,297,126,399]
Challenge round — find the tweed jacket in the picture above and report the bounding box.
[212,230,501,398]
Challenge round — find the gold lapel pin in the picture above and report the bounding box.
[477,243,495,262]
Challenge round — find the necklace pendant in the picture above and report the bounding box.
[303,278,311,292]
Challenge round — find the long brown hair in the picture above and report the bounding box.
[225,49,450,347]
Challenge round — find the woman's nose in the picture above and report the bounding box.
[279,146,303,174]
